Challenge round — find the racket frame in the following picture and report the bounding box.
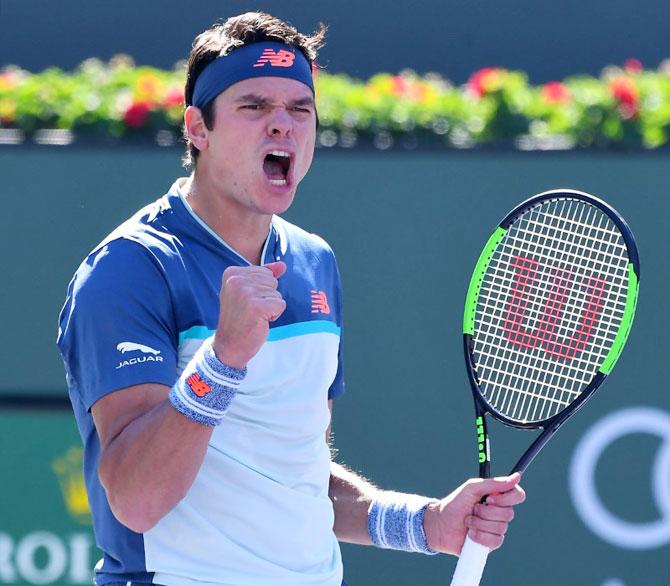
[462,189,640,477]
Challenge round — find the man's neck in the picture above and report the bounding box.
[183,173,272,266]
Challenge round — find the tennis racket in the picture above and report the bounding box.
[449,189,639,586]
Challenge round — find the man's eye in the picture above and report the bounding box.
[242,104,263,110]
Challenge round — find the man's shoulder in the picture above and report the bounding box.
[68,193,186,298]
[94,194,181,259]
[274,216,335,258]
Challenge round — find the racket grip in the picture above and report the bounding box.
[449,536,490,586]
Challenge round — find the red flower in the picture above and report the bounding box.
[123,101,152,128]
[624,58,643,74]
[542,81,571,104]
[163,87,184,109]
[467,67,504,98]
[610,77,639,119]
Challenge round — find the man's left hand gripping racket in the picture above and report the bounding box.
[449,189,640,586]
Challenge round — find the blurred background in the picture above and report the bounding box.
[1,1,668,585]
[4,0,670,82]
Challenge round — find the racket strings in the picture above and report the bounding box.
[487,201,623,421]
[472,199,630,423]
[481,208,600,420]
[485,201,625,421]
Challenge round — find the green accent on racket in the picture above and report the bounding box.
[599,263,639,375]
[476,416,487,464]
[463,227,507,335]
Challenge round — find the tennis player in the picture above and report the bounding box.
[57,12,525,586]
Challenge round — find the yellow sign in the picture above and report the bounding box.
[52,446,91,525]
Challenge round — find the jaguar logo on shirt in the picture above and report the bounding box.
[117,342,161,355]
[115,341,164,369]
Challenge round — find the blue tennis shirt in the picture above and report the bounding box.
[57,178,345,586]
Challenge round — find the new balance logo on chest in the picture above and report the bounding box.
[311,290,330,314]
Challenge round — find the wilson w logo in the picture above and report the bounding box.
[503,255,607,360]
[253,49,295,68]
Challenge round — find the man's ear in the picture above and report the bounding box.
[184,105,209,152]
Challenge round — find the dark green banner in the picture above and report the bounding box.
[0,412,98,585]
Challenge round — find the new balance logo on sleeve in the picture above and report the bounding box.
[115,341,164,369]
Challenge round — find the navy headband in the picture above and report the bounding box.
[191,41,314,108]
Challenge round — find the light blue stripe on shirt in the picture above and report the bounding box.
[268,320,340,341]
[179,325,214,344]
[179,320,340,345]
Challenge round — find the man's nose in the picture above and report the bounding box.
[267,107,293,137]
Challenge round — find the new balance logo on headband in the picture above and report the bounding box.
[253,48,295,68]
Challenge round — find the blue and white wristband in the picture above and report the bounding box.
[368,494,438,555]
[169,338,246,427]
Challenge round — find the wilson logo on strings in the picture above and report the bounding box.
[503,255,608,360]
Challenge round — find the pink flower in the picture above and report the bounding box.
[610,77,639,119]
[624,58,643,74]
[163,87,184,109]
[389,75,429,101]
[541,81,571,104]
[0,72,18,91]
[467,68,504,98]
[391,75,409,96]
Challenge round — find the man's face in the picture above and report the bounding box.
[198,76,317,218]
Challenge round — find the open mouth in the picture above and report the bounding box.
[263,150,292,186]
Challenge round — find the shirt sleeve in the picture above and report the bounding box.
[327,251,345,400]
[57,237,178,410]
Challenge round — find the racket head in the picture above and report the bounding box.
[463,189,640,430]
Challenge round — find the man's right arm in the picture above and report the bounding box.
[93,382,213,533]
[91,261,288,533]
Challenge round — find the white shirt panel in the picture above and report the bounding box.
[144,330,342,586]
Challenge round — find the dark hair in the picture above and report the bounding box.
[182,12,326,167]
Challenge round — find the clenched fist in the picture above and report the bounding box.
[212,261,287,369]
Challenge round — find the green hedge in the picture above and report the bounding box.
[2,56,670,149]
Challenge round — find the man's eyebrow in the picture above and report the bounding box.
[233,94,315,107]
[290,96,315,107]
[234,93,268,103]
